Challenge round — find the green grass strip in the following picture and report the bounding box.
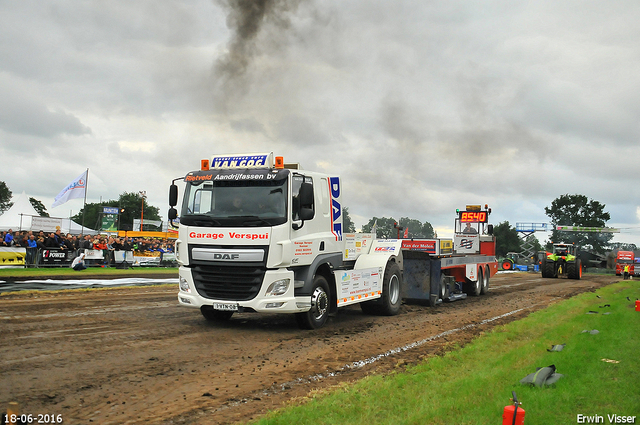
[252,281,640,425]
[0,267,178,278]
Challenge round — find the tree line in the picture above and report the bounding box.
[1,180,628,254]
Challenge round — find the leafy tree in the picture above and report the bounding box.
[72,192,161,231]
[29,197,49,217]
[362,217,398,239]
[609,242,637,252]
[0,181,12,213]
[398,217,435,238]
[342,207,356,233]
[361,216,434,239]
[493,221,521,258]
[545,194,612,253]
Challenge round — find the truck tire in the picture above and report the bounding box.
[200,306,234,322]
[439,273,447,300]
[360,261,402,316]
[379,261,402,315]
[295,275,330,329]
[472,267,482,296]
[567,259,582,280]
[542,259,556,278]
[480,265,490,294]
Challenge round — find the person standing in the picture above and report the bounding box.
[26,234,38,266]
[4,229,14,246]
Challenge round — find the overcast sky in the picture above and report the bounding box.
[1,0,639,243]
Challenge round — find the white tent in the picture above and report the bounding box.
[0,192,97,235]
[0,192,39,231]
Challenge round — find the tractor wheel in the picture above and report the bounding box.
[542,259,557,278]
[501,259,514,271]
[567,259,582,280]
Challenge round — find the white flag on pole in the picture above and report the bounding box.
[52,170,87,208]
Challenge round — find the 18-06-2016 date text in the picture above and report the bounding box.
[3,413,63,424]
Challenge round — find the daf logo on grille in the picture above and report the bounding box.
[192,248,264,262]
[214,253,240,260]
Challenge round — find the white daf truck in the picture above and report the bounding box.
[168,152,405,329]
[168,152,497,329]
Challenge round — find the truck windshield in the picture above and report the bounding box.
[180,169,288,227]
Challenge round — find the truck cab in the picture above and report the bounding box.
[169,153,368,328]
[615,251,634,276]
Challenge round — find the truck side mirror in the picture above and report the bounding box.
[169,184,178,207]
[168,208,178,221]
[299,182,314,208]
[299,207,314,221]
[292,182,314,230]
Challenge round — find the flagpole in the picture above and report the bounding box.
[81,168,89,237]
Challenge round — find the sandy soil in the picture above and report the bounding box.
[0,272,618,424]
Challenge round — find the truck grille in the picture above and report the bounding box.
[192,265,266,301]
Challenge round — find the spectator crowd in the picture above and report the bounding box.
[1,228,175,267]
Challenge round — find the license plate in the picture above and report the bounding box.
[213,303,238,311]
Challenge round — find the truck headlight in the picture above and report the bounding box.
[179,276,190,293]
[265,278,290,296]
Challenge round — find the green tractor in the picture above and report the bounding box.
[541,243,582,279]
[499,252,520,271]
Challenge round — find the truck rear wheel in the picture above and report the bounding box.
[480,266,490,294]
[471,267,482,296]
[296,275,330,330]
[201,306,234,322]
[379,261,402,315]
[360,261,402,316]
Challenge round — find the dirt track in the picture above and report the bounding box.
[0,273,618,424]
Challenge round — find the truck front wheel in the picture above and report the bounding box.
[296,275,330,330]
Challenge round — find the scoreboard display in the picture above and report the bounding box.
[459,211,488,223]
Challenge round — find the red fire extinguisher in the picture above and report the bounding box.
[502,391,525,425]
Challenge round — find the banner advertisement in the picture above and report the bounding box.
[101,214,118,231]
[0,247,26,266]
[41,249,75,266]
[133,251,161,266]
[31,217,63,232]
[454,234,480,254]
[133,219,163,231]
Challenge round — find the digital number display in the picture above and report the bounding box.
[459,211,488,223]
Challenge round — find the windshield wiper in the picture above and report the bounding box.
[234,216,272,227]
[185,214,221,226]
